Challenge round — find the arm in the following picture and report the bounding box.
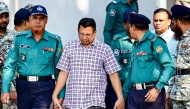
[153,38,175,90]
[1,38,18,104]
[109,72,123,99]
[103,3,117,46]
[54,39,66,99]
[145,38,175,102]
[122,68,132,100]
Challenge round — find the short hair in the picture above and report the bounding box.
[14,20,28,26]
[174,15,190,24]
[78,18,96,32]
[154,8,172,19]
[131,23,149,30]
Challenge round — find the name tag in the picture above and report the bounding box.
[20,44,31,49]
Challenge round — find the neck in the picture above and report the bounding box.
[14,26,25,32]
[33,30,44,42]
[0,28,6,37]
[127,0,132,5]
[136,30,147,42]
[181,24,190,35]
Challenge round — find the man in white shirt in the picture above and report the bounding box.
[152,8,178,109]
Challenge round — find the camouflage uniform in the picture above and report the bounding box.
[24,4,34,12]
[168,29,190,109]
[0,29,17,109]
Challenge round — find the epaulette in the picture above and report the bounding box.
[106,0,121,10]
[48,32,61,41]
[113,34,122,41]
[15,30,29,36]
[148,34,166,43]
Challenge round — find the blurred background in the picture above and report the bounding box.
[1,0,177,45]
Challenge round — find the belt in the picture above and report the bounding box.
[175,68,190,75]
[133,81,157,90]
[18,74,53,82]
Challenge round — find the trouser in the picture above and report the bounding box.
[105,76,127,109]
[172,99,190,109]
[16,78,55,109]
[66,106,104,109]
[128,88,166,109]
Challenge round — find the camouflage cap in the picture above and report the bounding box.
[24,4,34,12]
[0,2,9,15]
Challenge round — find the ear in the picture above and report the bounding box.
[168,19,171,26]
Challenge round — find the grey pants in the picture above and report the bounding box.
[66,106,104,109]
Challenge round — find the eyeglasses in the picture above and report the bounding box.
[79,32,94,37]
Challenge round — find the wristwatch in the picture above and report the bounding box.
[154,87,161,93]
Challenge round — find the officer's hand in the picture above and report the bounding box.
[114,98,125,109]
[1,93,10,104]
[52,97,62,109]
[145,88,159,102]
[165,93,170,109]
[9,91,17,103]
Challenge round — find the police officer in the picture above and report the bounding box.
[167,5,190,109]
[1,5,66,109]
[1,8,31,109]
[122,13,175,109]
[110,10,136,109]
[103,0,138,46]
[104,0,138,108]
[0,2,13,108]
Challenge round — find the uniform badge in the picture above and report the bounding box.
[110,9,116,16]
[114,49,120,56]
[20,44,31,49]
[123,59,128,64]
[156,46,163,53]
[42,47,54,52]
[136,51,147,56]
[21,54,26,61]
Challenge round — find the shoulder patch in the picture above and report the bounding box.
[113,34,122,41]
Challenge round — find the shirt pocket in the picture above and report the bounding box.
[138,55,148,69]
[38,55,50,65]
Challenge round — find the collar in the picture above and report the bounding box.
[78,38,98,47]
[140,30,152,42]
[26,30,49,40]
[159,28,172,37]
[0,29,10,38]
[121,0,136,5]
[182,28,190,37]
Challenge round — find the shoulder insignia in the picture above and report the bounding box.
[113,34,122,41]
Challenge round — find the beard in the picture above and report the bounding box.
[31,27,44,34]
[172,24,183,41]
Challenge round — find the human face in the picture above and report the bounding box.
[128,24,136,39]
[123,22,130,36]
[171,19,183,40]
[0,13,9,29]
[153,11,171,35]
[78,25,96,47]
[29,14,47,34]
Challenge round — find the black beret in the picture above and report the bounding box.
[123,10,137,22]
[171,5,190,17]
[14,8,30,21]
[128,13,151,24]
